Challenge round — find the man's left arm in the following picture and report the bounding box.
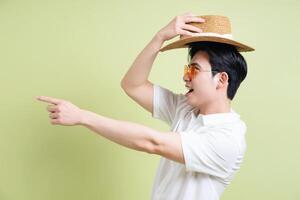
[36,96,185,164]
[80,110,185,164]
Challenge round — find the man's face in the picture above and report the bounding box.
[183,51,220,107]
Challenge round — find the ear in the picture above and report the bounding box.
[215,72,229,89]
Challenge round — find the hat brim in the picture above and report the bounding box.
[159,36,255,52]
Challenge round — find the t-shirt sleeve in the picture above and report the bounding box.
[152,84,181,126]
[180,128,241,179]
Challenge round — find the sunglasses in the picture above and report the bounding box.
[184,63,219,80]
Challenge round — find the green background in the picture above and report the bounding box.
[1,0,299,199]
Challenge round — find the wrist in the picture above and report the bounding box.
[78,109,90,126]
[154,32,166,44]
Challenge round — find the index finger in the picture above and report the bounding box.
[185,16,205,23]
[36,96,63,105]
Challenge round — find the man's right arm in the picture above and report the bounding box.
[121,13,204,115]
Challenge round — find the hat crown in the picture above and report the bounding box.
[196,15,231,34]
[180,15,232,40]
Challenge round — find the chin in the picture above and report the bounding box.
[187,96,199,107]
[187,93,205,107]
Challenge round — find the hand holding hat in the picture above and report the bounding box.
[156,12,206,42]
[158,13,254,52]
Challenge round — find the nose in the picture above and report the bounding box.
[183,73,191,82]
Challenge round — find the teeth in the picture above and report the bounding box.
[185,86,194,94]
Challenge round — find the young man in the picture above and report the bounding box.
[37,13,254,200]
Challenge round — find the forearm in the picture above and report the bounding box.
[79,109,160,153]
[121,33,165,88]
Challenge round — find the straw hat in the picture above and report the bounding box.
[159,15,255,52]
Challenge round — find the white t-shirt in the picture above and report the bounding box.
[151,84,247,200]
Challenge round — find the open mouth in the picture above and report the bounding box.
[185,88,194,95]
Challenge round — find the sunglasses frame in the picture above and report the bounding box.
[184,63,219,80]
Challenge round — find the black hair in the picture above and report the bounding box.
[187,41,248,100]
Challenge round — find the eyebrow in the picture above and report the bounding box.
[189,62,202,70]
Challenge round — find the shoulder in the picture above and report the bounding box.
[201,115,247,155]
[214,119,247,155]
[154,84,194,116]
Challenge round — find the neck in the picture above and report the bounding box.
[196,98,231,116]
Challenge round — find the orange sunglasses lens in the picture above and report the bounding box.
[184,64,197,80]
